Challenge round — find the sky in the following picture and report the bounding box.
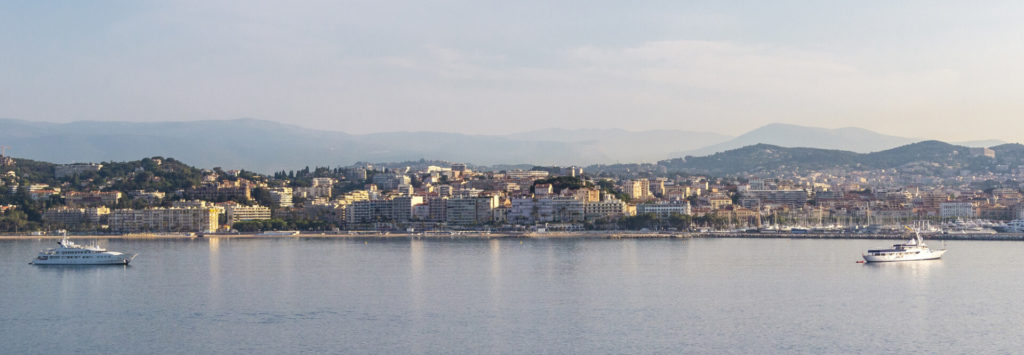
[2,1,1024,141]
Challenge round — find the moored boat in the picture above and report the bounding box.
[863,227,946,263]
[30,238,137,265]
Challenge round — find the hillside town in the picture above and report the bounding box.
[2,144,1024,235]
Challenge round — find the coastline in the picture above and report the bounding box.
[4,231,1024,241]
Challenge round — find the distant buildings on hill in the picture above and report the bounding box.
[6,151,1024,234]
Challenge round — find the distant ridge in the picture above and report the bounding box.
[503,128,732,162]
[681,123,915,156]
[0,118,594,171]
[0,118,728,171]
[952,139,1008,148]
[0,118,1012,172]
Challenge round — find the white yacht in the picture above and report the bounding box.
[30,238,137,265]
[1005,219,1024,233]
[863,227,946,263]
[943,218,998,234]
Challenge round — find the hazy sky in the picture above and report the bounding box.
[2,1,1024,140]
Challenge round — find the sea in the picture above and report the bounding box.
[2,236,1023,354]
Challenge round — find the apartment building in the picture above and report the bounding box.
[584,200,627,221]
[623,179,651,200]
[940,202,977,219]
[65,191,122,207]
[636,202,691,218]
[42,207,110,226]
[54,163,103,178]
[108,207,220,233]
[225,204,272,225]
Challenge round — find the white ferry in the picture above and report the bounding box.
[30,238,137,265]
[863,227,946,263]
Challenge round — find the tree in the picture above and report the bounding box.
[232,220,263,232]
[667,213,692,229]
[410,174,424,188]
[252,188,276,210]
[0,209,37,232]
[618,213,659,230]
[532,176,587,194]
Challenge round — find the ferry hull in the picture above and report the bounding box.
[863,250,946,263]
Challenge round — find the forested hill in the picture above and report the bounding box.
[1,157,206,193]
[658,141,1018,175]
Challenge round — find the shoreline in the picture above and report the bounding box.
[3,231,1024,241]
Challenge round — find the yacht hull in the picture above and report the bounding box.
[863,250,946,263]
[31,254,137,265]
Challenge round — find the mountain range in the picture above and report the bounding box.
[681,124,912,156]
[677,123,1004,157]
[502,128,731,163]
[0,118,1012,172]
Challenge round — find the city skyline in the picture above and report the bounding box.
[4,2,1024,141]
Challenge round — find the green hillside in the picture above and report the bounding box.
[659,141,1005,175]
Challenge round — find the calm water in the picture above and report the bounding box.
[2,237,1023,354]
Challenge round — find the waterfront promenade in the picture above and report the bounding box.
[5,231,1024,241]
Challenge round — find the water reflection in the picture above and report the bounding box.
[32,263,129,311]
[4,238,1023,353]
[862,259,943,329]
[863,259,943,277]
[33,264,129,271]
[489,239,502,306]
[621,239,639,274]
[410,239,425,313]
[208,237,222,309]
